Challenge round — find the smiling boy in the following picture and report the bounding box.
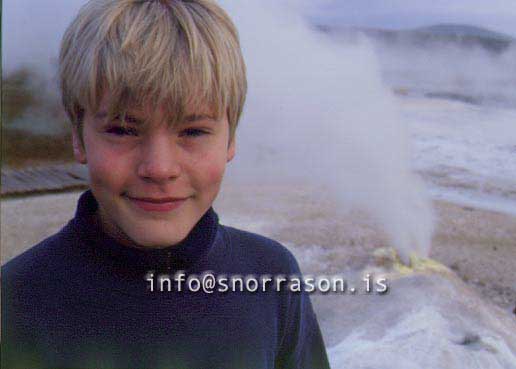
[76,96,233,250]
[1,1,330,368]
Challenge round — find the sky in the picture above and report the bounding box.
[3,0,516,73]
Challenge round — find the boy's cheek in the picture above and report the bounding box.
[200,158,228,185]
[86,152,129,188]
[88,165,121,194]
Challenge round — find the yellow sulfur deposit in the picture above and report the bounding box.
[373,247,451,277]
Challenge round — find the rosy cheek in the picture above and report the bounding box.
[88,157,113,188]
[86,145,130,190]
[206,162,226,184]
[196,154,226,186]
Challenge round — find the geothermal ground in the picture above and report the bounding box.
[2,185,515,317]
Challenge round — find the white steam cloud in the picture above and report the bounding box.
[4,0,436,264]
[222,0,435,264]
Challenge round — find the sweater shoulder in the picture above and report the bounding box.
[1,223,73,284]
[219,225,302,275]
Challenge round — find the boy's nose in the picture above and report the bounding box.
[137,135,182,183]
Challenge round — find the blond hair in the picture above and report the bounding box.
[59,0,247,141]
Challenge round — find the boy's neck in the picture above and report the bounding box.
[71,190,220,275]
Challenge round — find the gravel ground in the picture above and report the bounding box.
[2,186,515,314]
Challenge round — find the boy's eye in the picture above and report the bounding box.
[180,128,208,137]
[105,126,139,136]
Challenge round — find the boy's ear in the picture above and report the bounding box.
[71,125,87,164]
[227,137,236,163]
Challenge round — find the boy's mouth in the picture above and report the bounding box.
[124,194,189,212]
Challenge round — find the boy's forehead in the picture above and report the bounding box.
[92,92,219,123]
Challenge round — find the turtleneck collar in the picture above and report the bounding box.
[70,190,220,276]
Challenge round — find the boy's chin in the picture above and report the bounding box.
[115,223,191,249]
[127,232,189,249]
[114,210,199,248]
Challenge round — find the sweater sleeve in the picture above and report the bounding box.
[274,253,331,369]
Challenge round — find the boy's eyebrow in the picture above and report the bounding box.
[93,111,217,125]
[184,114,217,123]
[94,111,144,124]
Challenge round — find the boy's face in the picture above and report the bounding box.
[72,94,235,248]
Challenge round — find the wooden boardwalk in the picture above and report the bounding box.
[1,164,89,197]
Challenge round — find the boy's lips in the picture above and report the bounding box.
[124,194,189,212]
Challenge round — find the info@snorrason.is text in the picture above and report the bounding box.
[145,271,389,294]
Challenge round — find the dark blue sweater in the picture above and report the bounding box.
[2,190,330,369]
